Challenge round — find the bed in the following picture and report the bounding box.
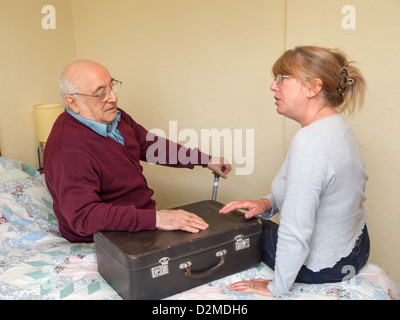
[1,156,399,300]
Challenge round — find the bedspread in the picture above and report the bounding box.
[0,156,399,300]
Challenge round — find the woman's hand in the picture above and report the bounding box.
[228,278,273,297]
[219,199,271,219]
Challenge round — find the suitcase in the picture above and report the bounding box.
[94,200,262,300]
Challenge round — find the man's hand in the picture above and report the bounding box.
[156,209,209,233]
[207,157,231,179]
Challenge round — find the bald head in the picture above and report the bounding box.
[59,60,111,101]
[59,60,119,125]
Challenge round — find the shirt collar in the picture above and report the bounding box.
[66,107,121,137]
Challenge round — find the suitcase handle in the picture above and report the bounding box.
[179,249,227,278]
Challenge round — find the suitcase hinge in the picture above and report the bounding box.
[235,235,250,251]
[151,257,170,278]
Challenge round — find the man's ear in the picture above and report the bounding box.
[64,95,80,114]
[307,79,323,98]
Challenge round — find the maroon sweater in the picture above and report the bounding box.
[44,109,209,242]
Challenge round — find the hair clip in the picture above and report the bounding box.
[337,67,354,96]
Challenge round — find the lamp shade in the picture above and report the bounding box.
[33,103,64,143]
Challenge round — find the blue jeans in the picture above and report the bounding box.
[261,220,370,284]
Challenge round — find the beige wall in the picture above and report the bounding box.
[0,0,76,165]
[70,0,287,207]
[1,0,399,286]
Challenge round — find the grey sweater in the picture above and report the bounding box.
[264,114,368,297]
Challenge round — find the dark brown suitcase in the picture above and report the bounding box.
[94,200,261,300]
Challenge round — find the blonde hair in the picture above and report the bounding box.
[272,46,366,115]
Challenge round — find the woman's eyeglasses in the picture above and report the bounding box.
[274,75,292,85]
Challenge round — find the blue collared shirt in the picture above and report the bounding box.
[66,108,124,145]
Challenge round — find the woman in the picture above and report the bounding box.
[219,46,370,297]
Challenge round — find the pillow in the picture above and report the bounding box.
[0,157,61,259]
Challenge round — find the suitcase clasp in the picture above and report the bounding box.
[235,235,250,251]
[151,257,170,278]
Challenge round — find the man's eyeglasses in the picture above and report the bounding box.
[71,79,122,102]
[274,75,292,85]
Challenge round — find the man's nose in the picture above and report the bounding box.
[108,89,118,101]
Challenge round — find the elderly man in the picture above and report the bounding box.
[44,60,230,243]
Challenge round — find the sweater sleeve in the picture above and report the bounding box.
[45,149,156,242]
[260,194,279,220]
[268,132,329,297]
[141,131,210,168]
[121,111,210,168]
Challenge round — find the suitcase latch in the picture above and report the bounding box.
[235,235,250,251]
[151,257,170,278]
